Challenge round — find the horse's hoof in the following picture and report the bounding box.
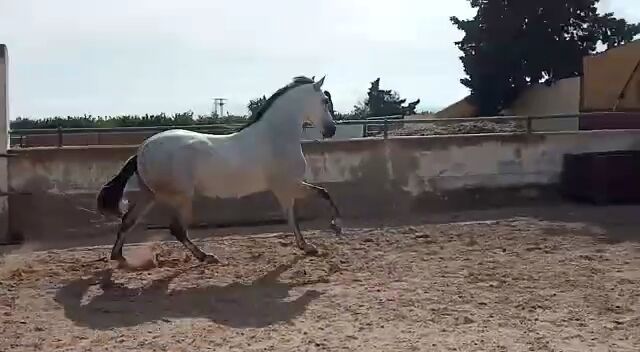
[111,257,129,270]
[202,254,221,264]
[110,254,126,262]
[330,219,343,235]
[303,245,320,256]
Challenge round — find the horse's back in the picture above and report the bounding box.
[140,129,213,161]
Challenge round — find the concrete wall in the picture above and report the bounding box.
[7,130,640,244]
[502,77,581,132]
[301,124,364,141]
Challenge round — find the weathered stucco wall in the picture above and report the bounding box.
[7,130,640,243]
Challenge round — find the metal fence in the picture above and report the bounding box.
[353,113,577,138]
[7,112,639,148]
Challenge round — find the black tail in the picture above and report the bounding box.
[97,155,138,217]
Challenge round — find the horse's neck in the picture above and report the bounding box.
[256,100,305,149]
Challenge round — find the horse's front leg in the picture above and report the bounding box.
[301,182,342,235]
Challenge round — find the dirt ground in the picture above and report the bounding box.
[2,211,640,351]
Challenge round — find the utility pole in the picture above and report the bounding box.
[213,98,228,117]
[211,99,217,117]
[219,98,227,117]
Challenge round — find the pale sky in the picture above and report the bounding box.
[0,0,637,118]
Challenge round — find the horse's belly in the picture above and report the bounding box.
[196,168,268,199]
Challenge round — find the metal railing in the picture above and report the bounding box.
[343,111,640,138]
[9,123,246,148]
[7,111,638,148]
[342,112,577,138]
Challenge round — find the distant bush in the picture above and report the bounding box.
[10,111,249,129]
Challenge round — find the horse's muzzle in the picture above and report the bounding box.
[322,122,336,138]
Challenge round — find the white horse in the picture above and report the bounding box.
[97,75,342,264]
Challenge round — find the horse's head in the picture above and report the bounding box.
[305,76,336,139]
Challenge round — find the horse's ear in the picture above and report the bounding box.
[313,75,326,91]
[324,90,335,114]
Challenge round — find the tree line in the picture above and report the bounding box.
[9,111,248,130]
[12,78,422,129]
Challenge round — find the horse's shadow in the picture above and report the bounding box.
[53,256,324,330]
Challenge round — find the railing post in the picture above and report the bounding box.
[57,126,63,147]
[0,45,10,243]
[526,116,532,134]
[383,116,388,139]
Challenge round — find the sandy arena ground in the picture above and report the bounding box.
[2,209,640,351]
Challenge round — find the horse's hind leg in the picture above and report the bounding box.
[168,199,221,264]
[110,188,154,261]
[169,217,221,264]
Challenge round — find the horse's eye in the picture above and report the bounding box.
[322,98,329,105]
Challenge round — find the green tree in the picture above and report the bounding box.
[451,0,640,115]
[351,78,420,119]
[247,95,267,116]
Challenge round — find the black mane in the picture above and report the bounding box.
[237,76,315,132]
